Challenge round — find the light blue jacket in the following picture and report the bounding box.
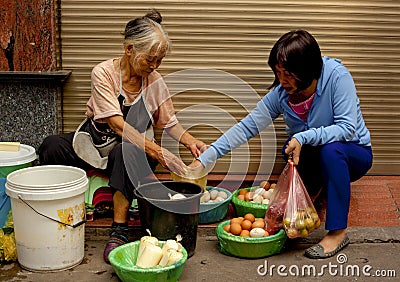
[198,56,371,167]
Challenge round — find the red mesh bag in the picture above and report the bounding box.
[265,161,321,238]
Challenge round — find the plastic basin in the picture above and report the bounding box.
[109,240,188,282]
[216,220,287,259]
[231,187,268,218]
[199,187,232,224]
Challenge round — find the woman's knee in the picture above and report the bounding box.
[319,142,346,166]
[38,133,75,165]
[38,135,62,163]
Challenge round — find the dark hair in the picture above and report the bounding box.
[123,9,162,39]
[122,9,170,55]
[268,30,323,90]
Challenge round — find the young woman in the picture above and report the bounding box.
[192,30,373,259]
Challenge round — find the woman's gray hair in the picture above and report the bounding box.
[123,9,170,57]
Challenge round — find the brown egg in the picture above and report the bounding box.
[244,192,253,202]
[243,213,255,223]
[260,180,271,190]
[264,230,270,237]
[223,224,231,233]
[270,183,277,189]
[252,220,265,229]
[240,230,250,237]
[239,189,248,196]
[237,195,245,201]
[230,217,243,225]
[230,223,242,235]
[241,219,252,230]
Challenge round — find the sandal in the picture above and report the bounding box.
[103,224,129,263]
[304,235,350,259]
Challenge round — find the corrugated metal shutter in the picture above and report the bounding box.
[59,0,400,175]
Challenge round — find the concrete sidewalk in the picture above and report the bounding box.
[1,225,399,282]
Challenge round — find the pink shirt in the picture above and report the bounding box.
[289,93,315,121]
[86,58,178,129]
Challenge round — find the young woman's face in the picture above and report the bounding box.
[274,64,298,95]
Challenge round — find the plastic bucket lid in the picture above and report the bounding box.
[0,144,37,167]
[5,165,88,201]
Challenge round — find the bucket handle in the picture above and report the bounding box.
[17,195,87,228]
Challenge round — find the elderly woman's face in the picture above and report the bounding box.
[275,64,298,95]
[132,43,168,77]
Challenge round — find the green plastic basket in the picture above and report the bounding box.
[108,240,188,282]
[216,220,287,259]
[199,187,232,224]
[231,187,268,218]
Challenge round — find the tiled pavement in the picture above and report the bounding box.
[348,176,400,227]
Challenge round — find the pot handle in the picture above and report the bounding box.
[17,195,87,228]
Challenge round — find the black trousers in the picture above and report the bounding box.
[38,133,158,203]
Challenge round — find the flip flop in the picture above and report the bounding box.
[304,235,350,259]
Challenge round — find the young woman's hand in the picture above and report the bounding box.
[284,137,301,165]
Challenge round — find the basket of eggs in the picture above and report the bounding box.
[231,181,276,218]
[216,213,287,258]
[198,186,232,224]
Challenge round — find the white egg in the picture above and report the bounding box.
[252,195,263,204]
[209,189,219,200]
[215,196,225,202]
[200,191,211,203]
[262,198,270,205]
[263,190,273,200]
[250,228,266,237]
[253,188,265,197]
[217,191,228,199]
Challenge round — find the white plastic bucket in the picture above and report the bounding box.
[5,165,88,272]
[0,144,36,227]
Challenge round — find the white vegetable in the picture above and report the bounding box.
[161,239,180,254]
[136,244,163,267]
[138,232,159,259]
[159,249,184,266]
[250,228,266,238]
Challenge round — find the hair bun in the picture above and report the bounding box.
[145,9,162,24]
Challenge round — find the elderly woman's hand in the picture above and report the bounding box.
[188,159,204,169]
[284,138,301,165]
[186,140,207,158]
[157,147,187,175]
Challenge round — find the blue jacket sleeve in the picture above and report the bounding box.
[198,98,274,167]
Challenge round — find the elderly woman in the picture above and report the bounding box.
[38,9,206,263]
[192,30,372,259]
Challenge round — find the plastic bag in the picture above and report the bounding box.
[282,162,321,238]
[264,162,292,235]
[265,161,320,238]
